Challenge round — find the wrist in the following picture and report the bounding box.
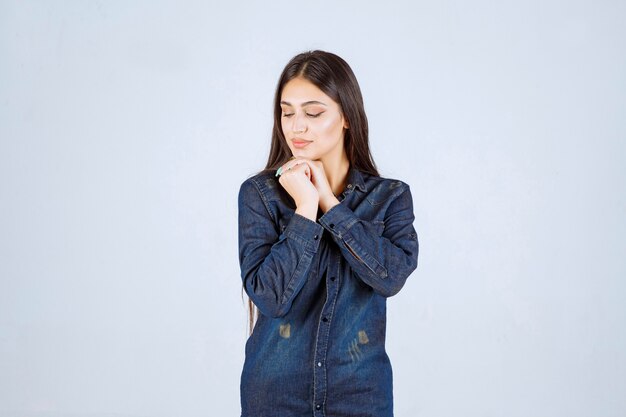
[295,202,318,221]
[296,196,319,208]
[319,195,340,212]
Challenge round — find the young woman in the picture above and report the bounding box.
[237,50,419,417]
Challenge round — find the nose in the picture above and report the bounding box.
[291,112,307,133]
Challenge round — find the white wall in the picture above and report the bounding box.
[1,1,624,416]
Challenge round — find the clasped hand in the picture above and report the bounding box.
[276,157,339,216]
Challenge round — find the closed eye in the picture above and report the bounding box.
[282,112,323,118]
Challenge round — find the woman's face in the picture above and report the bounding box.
[280,77,349,161]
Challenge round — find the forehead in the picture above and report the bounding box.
[280,77,335,107]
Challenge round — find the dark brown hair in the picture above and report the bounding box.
[244,50,379,335]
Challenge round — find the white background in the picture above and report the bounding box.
[1,1,625,416]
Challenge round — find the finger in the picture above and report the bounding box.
[276,160,298,176]
[290,162,309,173]
[277,157,315,177]
[279,161,308,177]
[283,160,308,172]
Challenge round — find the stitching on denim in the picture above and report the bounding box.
[366,181,408,206]
[344,216,359,230]
[321,256,341,412]
[250,176,277,223]
[312,278,321,413]
[320,204,358,237]
[285,229,307,246]
[279,248,309,306]
[311,265,337,415]
[344,236,388,279]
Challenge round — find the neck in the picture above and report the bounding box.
[320,153,350,197]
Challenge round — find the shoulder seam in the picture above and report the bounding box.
[243,177,276,224]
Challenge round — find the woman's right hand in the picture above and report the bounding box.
[277,158,319,221]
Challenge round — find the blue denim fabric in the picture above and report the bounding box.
[238,165,419,417]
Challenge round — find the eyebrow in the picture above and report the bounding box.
[280,100,328,107]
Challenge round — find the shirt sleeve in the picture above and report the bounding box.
[238,179,324,317]
[318,184,419,297]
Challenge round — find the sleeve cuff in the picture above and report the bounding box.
[284,212,325,251]
[318,203,359,238]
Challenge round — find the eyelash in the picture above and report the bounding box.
[282,113,323,118]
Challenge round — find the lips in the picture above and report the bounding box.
[292,138,312,148]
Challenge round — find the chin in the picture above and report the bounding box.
[292,150,316,159]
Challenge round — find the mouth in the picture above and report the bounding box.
[292,138,312,149]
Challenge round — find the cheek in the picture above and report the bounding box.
[281,124,292,143]
[323,121,345,142]
[317,116,342,134]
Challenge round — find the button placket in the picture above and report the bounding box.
[313,255,340,415]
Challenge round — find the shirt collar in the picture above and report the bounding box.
[346,165,368,193]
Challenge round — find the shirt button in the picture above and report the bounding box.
[329,223,335,229]
[317,361,322,367]
[322,316,328,322]
[330,276,336,281]
[316,404,321,410]
[347,184,353,188]
[313,234,319,240]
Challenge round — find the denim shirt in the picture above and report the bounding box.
[238,165,419,417]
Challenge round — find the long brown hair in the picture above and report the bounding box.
[244,50,380,335]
